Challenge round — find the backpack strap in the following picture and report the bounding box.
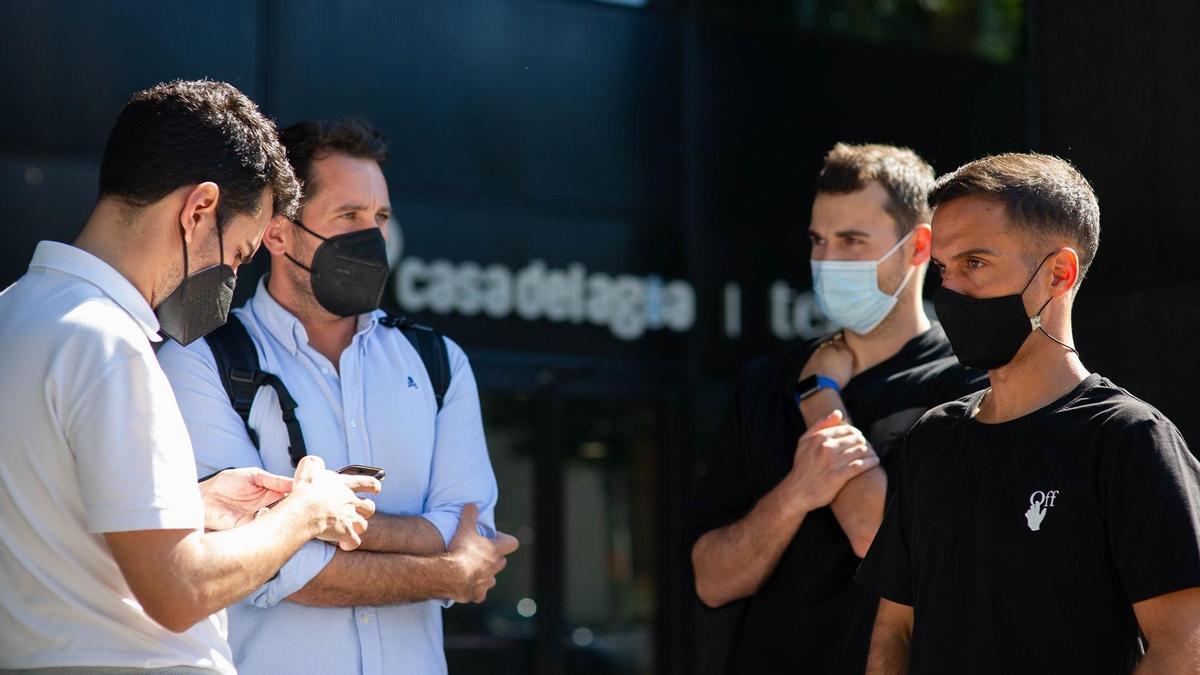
[204,316,309,467]
[379,314,451,412]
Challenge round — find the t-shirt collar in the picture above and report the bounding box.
[782,323,950,397]
[27,241,162,342]
[248,275,381,357]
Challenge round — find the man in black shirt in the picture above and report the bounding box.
[687,143,985,674]
[858,153,1200,674]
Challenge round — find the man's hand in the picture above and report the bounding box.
[445,504,520,604]
[201,467,293,531]
[785,410,879,512]
[283,456,380,551]
[801,333,856,389]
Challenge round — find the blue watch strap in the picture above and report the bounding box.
[815,375,841,394]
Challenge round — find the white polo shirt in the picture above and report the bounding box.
[0,241,234,674]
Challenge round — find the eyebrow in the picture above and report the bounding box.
[332,202,371,213]
[809,228,871,239]
[951,247,1002,260]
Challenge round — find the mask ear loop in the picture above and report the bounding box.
[217,219,226,268]
[284,219,324,273]
[879,229,916,263]
[882,230,918,298]
[178,221,190,305]
[1024,251,1078,356]
[889,264,917,299]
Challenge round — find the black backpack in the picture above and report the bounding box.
[204,313,450,468]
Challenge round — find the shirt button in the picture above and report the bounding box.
[360,614,370,624]
[349,420,358,429]
[320,366,330,375]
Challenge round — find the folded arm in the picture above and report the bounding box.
[801,388,886,557]
[691,478,809,608]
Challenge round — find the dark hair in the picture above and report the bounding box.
[816,143,936,236]
[928,153,1100,278]
[98,79,300,224]
[278,118,389,205]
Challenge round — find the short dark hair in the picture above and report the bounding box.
[278,118,389,205]
[816,143,936,236]
[98,79,300,223]
[928,153,1100,278]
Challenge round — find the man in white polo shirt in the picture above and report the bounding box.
[158,117,518,675]
[0,80,380,674]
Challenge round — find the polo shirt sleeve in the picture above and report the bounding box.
[62,340,203,533]
[158,336,336,605]
[855,433,915,606]
[1102,413,1200,603]
[419,338,498,548]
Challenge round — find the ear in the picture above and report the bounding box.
[261,214,292,256]
[178,182,220,244]
[909,224,932,266]
[1048,247,1080,298]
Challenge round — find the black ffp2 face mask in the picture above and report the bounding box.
[156,222,237,346]
[285,220,389,317]
[933,251,1075,370]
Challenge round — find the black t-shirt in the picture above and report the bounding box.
[686,324,986,675]
[856,374,1200,674]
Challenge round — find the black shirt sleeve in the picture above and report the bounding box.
[684,363,758,555]
[855,431,915,606]
[1102,413,1200,604]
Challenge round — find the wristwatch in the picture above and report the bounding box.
[795,375,841,402]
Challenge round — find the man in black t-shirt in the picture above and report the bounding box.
[687,144,986,674]
[857,153,1200,674]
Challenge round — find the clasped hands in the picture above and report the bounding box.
[788,334,880,511]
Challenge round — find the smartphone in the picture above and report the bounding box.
[337,464,387,481]
[261,463,385,511]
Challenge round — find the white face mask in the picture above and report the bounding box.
[810,230,916,335]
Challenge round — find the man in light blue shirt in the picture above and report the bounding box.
[158,118,518,675]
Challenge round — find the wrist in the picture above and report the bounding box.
[773,474,816,519]
[795,374,842,405]
[798,386,843,420]
[275,492,324,540]
[438,551,469,599]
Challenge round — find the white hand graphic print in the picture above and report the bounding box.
[1025,490,1058,531]
[1025,501,1047,531]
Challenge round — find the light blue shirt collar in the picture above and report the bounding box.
[246,275,381,357]
[27,241,162,342]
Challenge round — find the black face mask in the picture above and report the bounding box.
[156,221,236,346]
[933,251,1076,370]
[284,220,389,317]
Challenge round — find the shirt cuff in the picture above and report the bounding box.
[420,509,495,610]
[243,540,336,608]
[419,509,498,547]
[418,511,458,551]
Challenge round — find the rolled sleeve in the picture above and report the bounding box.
[419,511,464,550]
[420,339,499,547]
[243,540,337,608]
